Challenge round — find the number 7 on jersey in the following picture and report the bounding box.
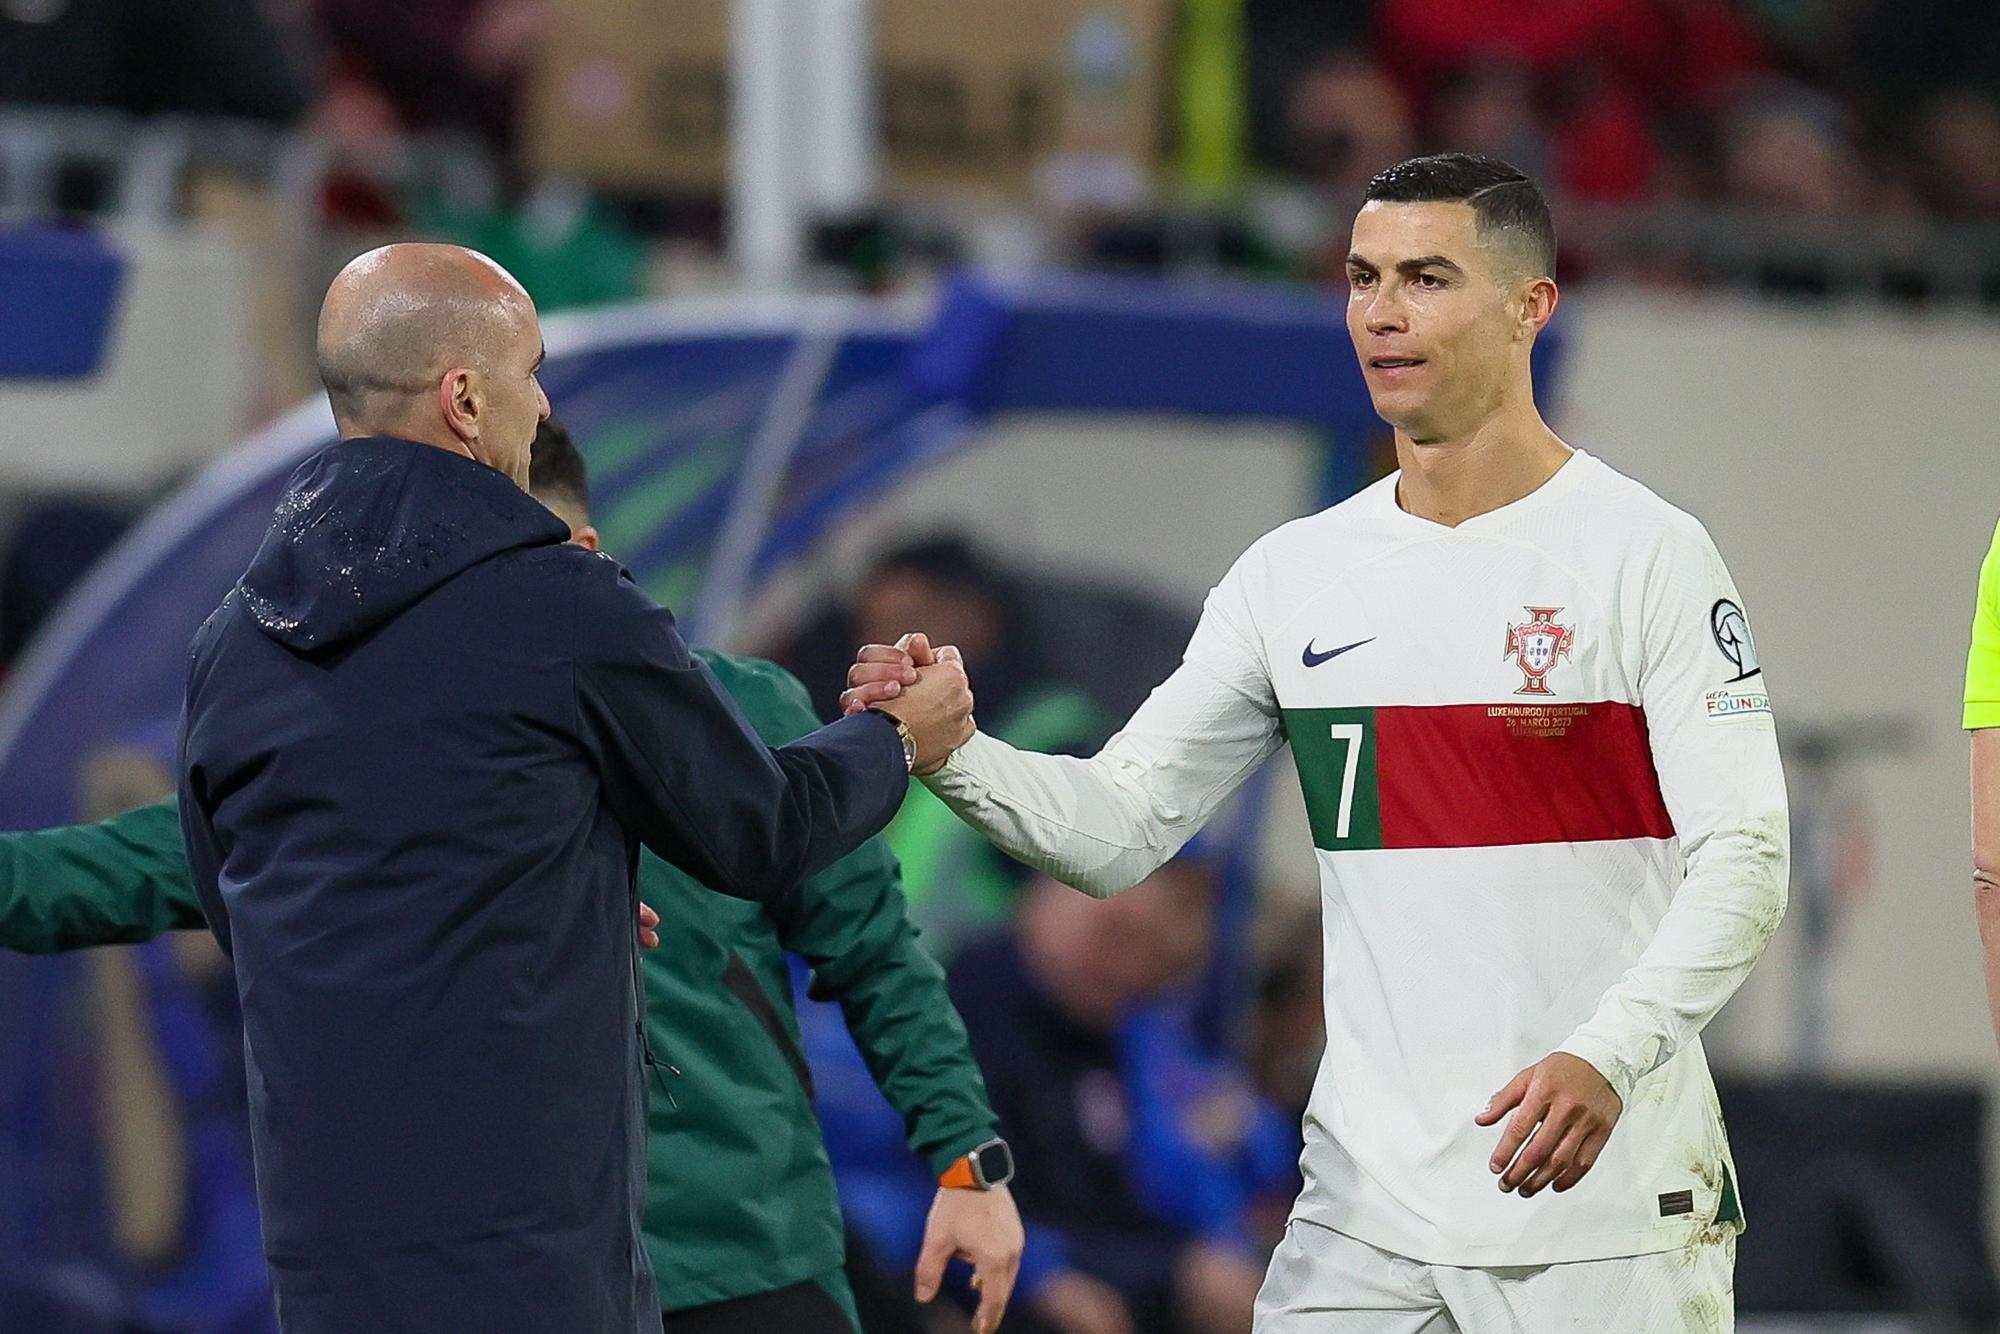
[1285,706,1385,850]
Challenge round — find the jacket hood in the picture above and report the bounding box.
[240,436,568,653]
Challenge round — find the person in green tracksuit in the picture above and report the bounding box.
[0,421,1025,1334]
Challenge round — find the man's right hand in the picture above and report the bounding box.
[859,633,974,774]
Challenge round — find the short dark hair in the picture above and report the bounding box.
[1362,153,1556,278]
[867,534,1009,604]
[529,417,590,517]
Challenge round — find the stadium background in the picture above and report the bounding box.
[2,0,1998,1329]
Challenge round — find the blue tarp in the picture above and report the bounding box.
[0,226,124,379]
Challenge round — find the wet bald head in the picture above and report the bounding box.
[317,244,528,425]
[316,244,550,488]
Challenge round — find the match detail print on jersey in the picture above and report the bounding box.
[1285,702,1676,851]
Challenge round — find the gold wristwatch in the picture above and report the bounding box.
[873,710,917,773]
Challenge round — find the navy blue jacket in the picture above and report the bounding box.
[176,437,907,1334]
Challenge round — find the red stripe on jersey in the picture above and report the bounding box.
[1372,701,1675,849]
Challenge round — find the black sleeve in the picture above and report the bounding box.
[571,558,909,903]
[176,669,232,958]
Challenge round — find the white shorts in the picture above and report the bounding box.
[1254,1218,1736,1334]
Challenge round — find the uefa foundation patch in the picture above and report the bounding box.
[1704,686,1772,721]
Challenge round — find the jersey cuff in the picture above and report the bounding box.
[1966,701,2000,731]
[919,729,996,793]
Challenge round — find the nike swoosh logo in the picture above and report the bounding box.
[1302,637,1374,668]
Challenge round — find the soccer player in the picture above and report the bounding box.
[845,154,1789,1331]
[1967,514,2000,1048]
[0,418,1022,1334]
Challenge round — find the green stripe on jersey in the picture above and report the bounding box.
[1284,707,1383,851]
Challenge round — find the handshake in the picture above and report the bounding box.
[841,633,975,776]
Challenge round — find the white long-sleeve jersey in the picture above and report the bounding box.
[924,450,1789,1267]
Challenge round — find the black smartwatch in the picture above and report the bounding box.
[939,1137,1013,1190]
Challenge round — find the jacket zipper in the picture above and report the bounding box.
[632,895,679,1107]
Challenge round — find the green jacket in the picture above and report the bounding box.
[0,649,997,1312]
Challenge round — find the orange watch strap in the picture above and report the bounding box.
[938,1155,977,1189]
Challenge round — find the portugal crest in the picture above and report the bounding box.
[1504,607,1575,696]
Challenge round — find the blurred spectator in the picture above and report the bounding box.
[1280,51,1415,204]
[76,730,269,1334]
[945,860,1295,1334]
[1245,899,1323,1120]
[1424,56,1668,209]
[0,0,317,124]
[1552,65,1664,205]
[416,179,646,312]
[1653,0,1769,110]
[1248,49,1414,275]
[773,535,1191,955]
[805,851,1294,1334]
[1918,89,2000,220]
[0,499,131,681]
[1717,80,1862,215]
[1371,0,1777,212]
[0,1261,134,1334]
[1242,0,1375,168]
[782,534,1190,737]
[1243,0,1817,231]
[783,536,1014,723]
[0,726,269,1333]
[1373,0,1674,116]
[1431,60,1551,185]
[313,0,546,152]
[1839,0,2000,111]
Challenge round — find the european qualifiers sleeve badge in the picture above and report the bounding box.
[1704,598,1772,721]
[1504,607,1576,697]
[1710,599,1761,682]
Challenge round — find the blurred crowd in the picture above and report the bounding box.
[1255,0,2000,219]
[1245,0,2000,286]
[4,0,1998,298]
[0,0,536,158]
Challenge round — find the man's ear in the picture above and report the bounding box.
[439,368,481,443]
[1515,276,1559,342]
[570,524,602,552]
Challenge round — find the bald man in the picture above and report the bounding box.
[177,245,973,1334]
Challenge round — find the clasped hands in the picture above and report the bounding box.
[841,632,976,775]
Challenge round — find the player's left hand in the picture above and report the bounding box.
[1476,1052,1622,1198]
[637,902,660,950]
[915,1183,1024,1334]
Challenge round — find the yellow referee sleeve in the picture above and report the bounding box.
[1968,515,2000,730]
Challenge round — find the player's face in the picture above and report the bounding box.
[485,309,551,490]
[1344,201,1527,441]
[457,296,551,493]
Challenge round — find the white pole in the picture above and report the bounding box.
[730,0,805,291]
[798,0,878,216]
[695,309,850,648]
